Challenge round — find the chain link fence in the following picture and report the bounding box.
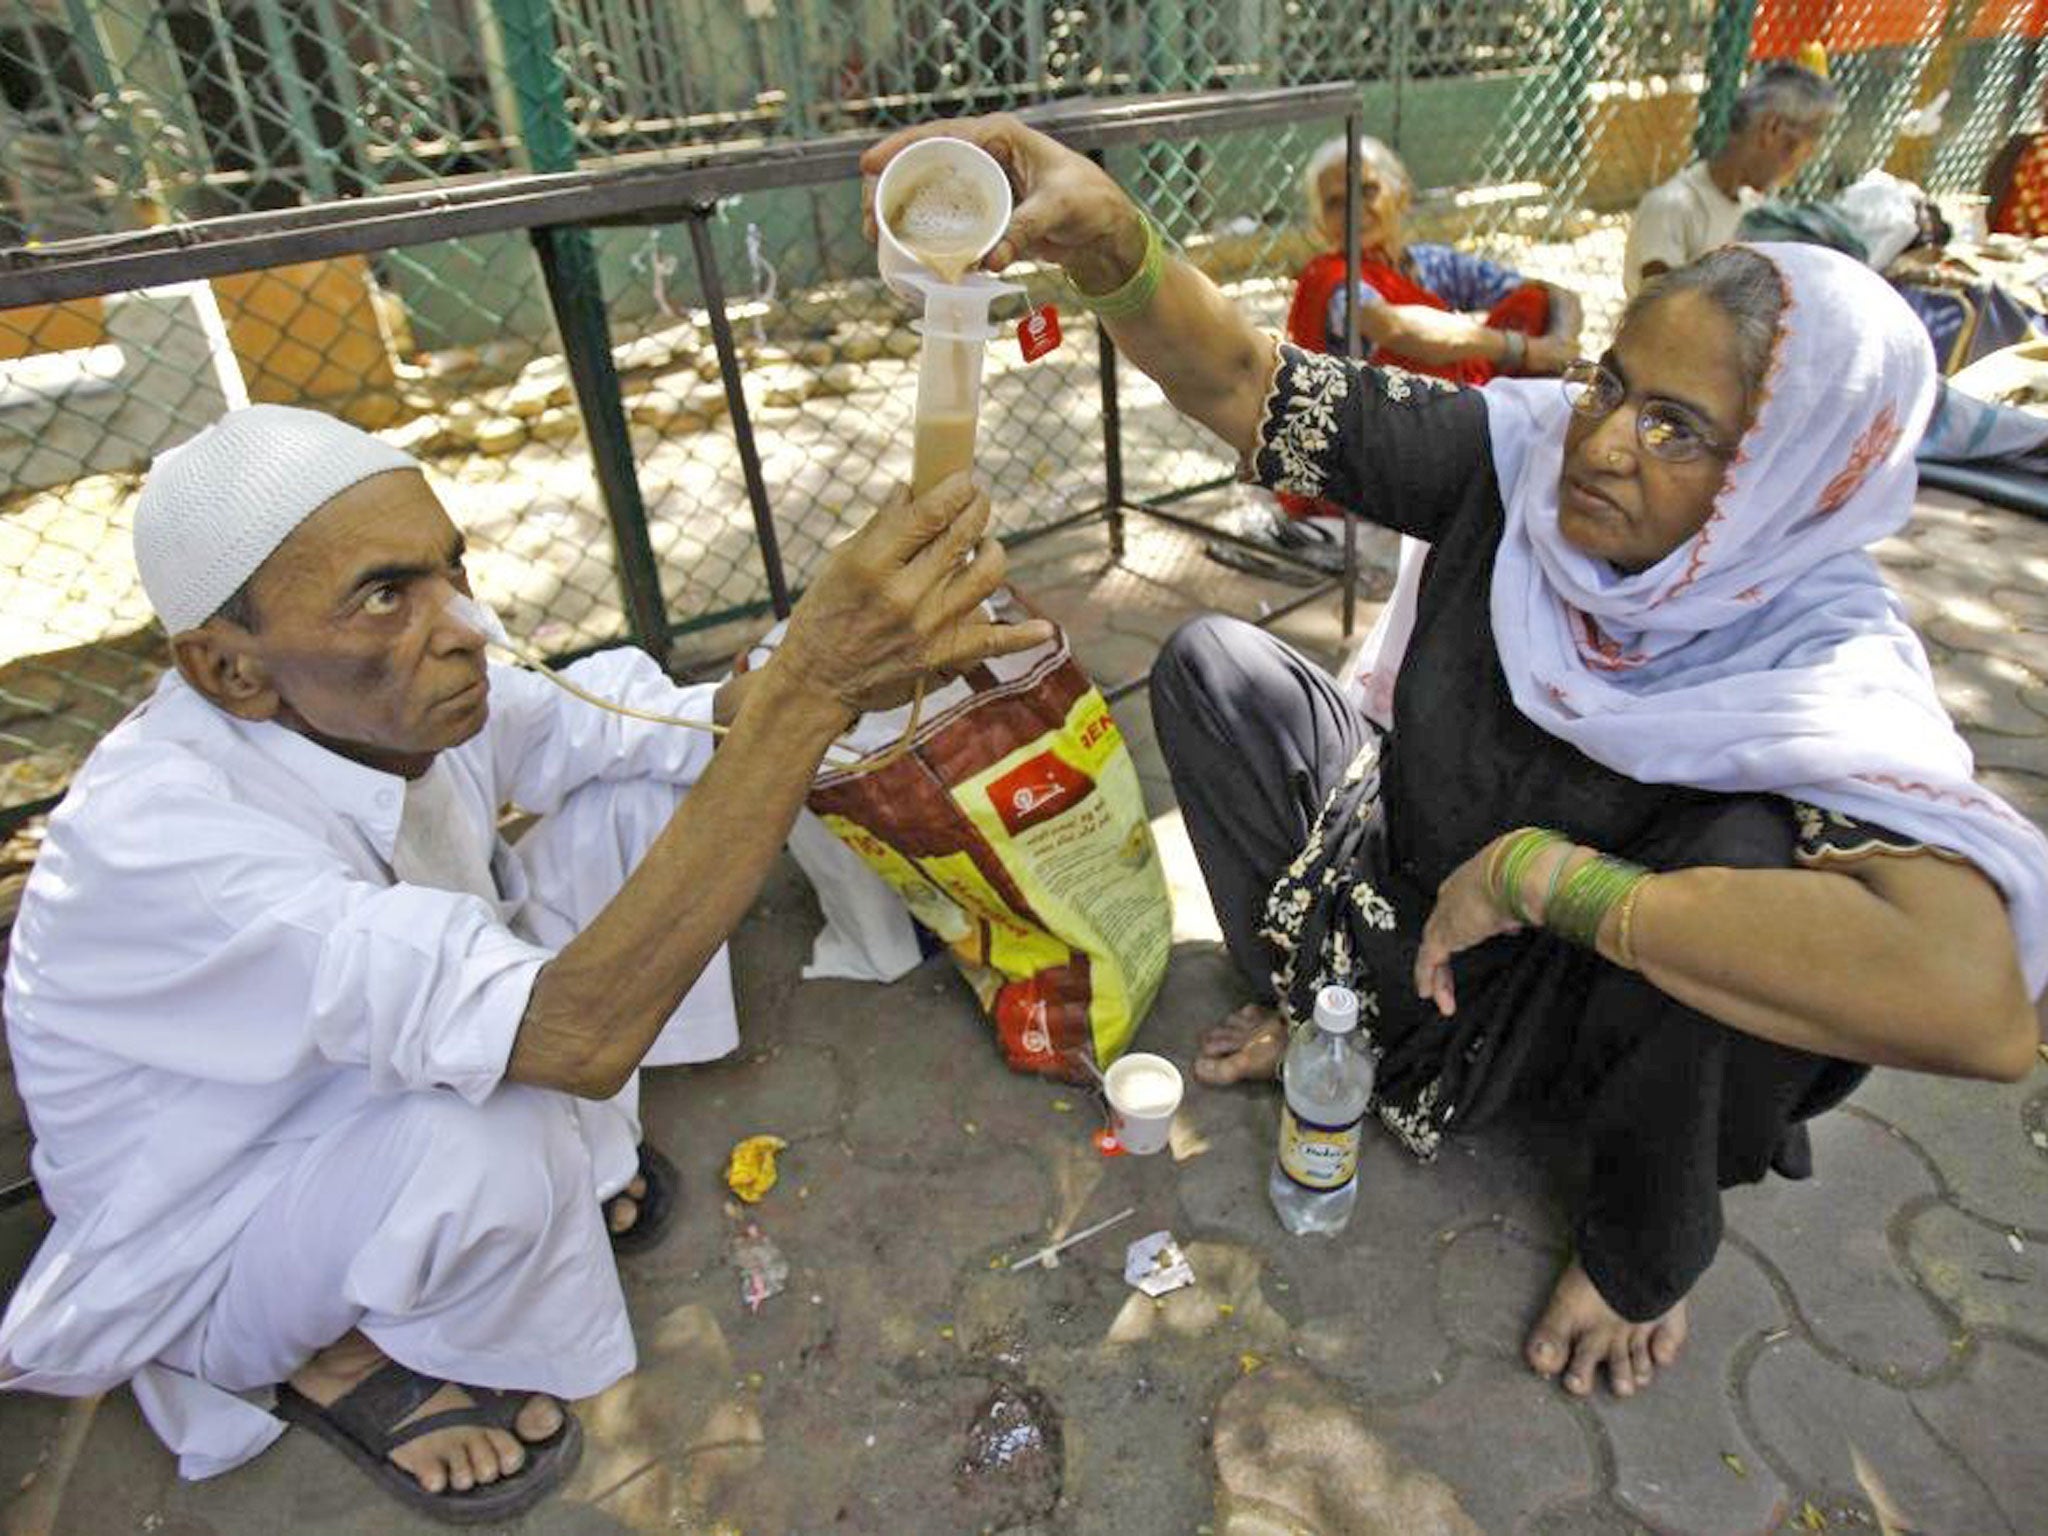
[3,0,2047,827]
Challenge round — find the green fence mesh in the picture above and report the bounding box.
[3,0,2046,823]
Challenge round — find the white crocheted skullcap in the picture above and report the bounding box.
[134,404,421,634]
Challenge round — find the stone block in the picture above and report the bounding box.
[1213,1364,1481,1535]
[473,415,526,455]
[1744,1336,2008,1533]
[1850,1064,2048,1230]
[1591,1242,1791,1536]
[1366,1354,1597,1534]
[1905,1200,2048,1346]
[1911,1338,2048,1533]
[1723,1109,1952,1378]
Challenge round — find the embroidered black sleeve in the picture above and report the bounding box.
[1791,802,1955,867]
[1244,341,1490,542]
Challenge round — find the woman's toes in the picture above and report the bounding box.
[1628,1331,1655,1387]
[1650,1311,1688,1366]
[1607,1340,1635,1397]
[1563,1333,1604,1396]
[1524,1327,1567,1379]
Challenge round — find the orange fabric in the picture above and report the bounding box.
[1969,0,2048,40]
[1752,1,1944,57]
[1990,131,2048,236]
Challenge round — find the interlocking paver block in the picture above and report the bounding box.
[1904,1201,2048,1347]
[1851,1064,2048,1232]
[1365,1354,1598,1536]
[1590,1242,1789,1536]
[1436,1220,1562,1360]
[1911,1338,2048,1536]
[1743,1337,2009,1534]
[1934,646,2048,736]
[1979,765,2048,828]
[1723,1110,1951,1379]
[1212,1363,1481,1535]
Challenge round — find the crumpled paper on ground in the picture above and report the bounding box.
[728,1223,788,1312]
[1124,1230,1195,1297]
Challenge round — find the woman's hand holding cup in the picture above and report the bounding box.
[861,115,1148,297]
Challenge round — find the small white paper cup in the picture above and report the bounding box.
[1104,1052,1184,1156]
[874,136,1013,295]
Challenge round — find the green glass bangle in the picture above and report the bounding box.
[1547,854,1650,951]
[1071,214,1164,320]
[1494,828,1565,923]
[1539,841,1575,921]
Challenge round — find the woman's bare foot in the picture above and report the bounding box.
[287,1331,563,1494]
[1193,1003,1287,1086]
[1524,1258,1688,1399]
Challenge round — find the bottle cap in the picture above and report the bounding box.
[1313,984,1359,1034]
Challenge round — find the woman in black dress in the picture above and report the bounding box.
[863,120,2048,1401]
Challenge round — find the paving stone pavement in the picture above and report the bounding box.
[2,491,2047,1534]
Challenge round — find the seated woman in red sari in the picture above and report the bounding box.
[1276,136,1584,531]
[1258,137,1589,578]
[1290,135,1583,384]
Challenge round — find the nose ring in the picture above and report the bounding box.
[1606,448,1626,469]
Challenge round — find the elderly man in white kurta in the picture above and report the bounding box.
[0,405,1045,1523]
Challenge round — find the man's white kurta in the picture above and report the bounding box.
[1623,160,1752,296]
[0,651,736,1474]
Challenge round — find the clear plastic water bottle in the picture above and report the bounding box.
[1268,984,1375,1236]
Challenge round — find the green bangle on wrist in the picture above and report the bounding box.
[1071,213,1165,320]
[1546,853,1652,952]
[1492,827,1567,923]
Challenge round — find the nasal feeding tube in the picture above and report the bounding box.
[440,592,913,772]
[873,138,1023,497]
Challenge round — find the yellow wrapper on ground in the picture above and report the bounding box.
[807,625,1170,1081]
[726,1134,788,1203]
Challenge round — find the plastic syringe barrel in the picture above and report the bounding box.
[905,276,1018,498]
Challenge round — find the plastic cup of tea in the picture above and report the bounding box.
[874,136,1013,295]
[1103,1053,1184,1156]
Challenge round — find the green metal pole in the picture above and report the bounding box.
[1696,0,1759,160]
[305,0,376,195]
[250,0,339,200]
[1554,0,1607,218]
[490,0,672,662]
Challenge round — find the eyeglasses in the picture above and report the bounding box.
[1560,359,1739,465]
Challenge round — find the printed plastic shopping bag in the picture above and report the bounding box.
[754,600,1171,1079]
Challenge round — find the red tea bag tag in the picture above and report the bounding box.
[1018,304,1062,362]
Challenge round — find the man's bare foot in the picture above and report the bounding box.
[287,1331,562,1495]
[604,1172,649,1236]
[1193,1003,1287,1086]
[1524,1258,1688,1399]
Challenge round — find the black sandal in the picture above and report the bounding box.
[605,1141,679,1256]
[275,1359,581,1526]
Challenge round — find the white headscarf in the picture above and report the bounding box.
[1473,242,2047,994]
